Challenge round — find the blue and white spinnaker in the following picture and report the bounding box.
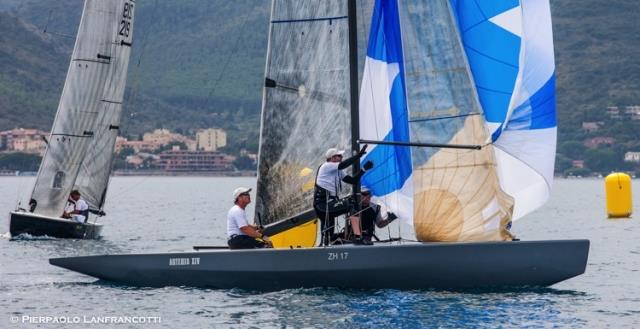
[359,0,413,227]
[451,0,557,220]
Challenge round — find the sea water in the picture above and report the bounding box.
[1,176,638,328]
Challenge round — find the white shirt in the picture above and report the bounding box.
[227,205,249,238]
[67,198,89,223]
[316,162,346,197]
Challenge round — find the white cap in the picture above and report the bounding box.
[325,148,345,159]
[233,187,252,201]
[361,186,371,194]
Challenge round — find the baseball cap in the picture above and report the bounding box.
[233,187,252,201]
[325,148,345,159]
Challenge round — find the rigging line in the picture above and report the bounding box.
[202,17,246,111]
[41,9,75,39]
[409,112,480,123]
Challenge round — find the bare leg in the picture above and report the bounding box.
[350,215,362,236]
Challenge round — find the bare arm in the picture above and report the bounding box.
[240,225,264,239]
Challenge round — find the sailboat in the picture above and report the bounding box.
[9,0,136,239]
[49,0,589,289]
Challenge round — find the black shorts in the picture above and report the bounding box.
[227,235,267,249]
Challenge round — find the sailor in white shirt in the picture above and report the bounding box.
[313,146,373,246]
[62,190,90,223]
[227,187,272,249]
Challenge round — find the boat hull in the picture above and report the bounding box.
[50,239,589,290]
[9,211,103,239]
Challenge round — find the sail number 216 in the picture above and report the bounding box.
[119,2,134,37]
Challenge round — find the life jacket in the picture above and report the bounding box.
[313,164,350,215]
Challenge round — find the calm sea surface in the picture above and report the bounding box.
[1,176,638,328]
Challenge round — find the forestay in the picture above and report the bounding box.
[30,0,135,217]
[451,0,557,221]
[75,0,136,210]
[256,0,352,224]
[361,0,514,241]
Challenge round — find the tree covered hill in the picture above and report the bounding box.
[1,0,639,164]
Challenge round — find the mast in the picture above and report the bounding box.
[347,0,360,198]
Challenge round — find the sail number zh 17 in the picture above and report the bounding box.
[119,1,134,38]
[327,252,349,261]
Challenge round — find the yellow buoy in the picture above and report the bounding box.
[605,172,632,218]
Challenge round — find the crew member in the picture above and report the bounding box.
[62,190,90,223]
[313,146,373,246]
[227,187,272,249]
[349,187,397,245]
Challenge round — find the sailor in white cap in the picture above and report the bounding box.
[313,145,373,246]
[227,187,272,249]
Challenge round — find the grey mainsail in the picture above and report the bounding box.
[30,0,135,217]
[75,0,135,210]
[256,0,352,224]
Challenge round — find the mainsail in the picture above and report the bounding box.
[450,0,557,220]
[30,0,135,217]
[75,0,136,210]
[360,0,514,241]
[256,0,352,224]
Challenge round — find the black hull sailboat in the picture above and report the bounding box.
[7,0,135,240]
[50,0,590,290]
[50,240,589,290]
[9,211,102,240]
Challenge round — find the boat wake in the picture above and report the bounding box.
[10,233,58,241]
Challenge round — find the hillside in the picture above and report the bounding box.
[1,0,639,166]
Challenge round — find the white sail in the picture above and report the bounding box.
[75,0,136,210]
[30,0,133,217]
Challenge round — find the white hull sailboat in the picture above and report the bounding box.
[50,0,589,289]
[10,0,135,239]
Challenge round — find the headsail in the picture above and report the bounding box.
[361,0,514,241]
[451,0,557,220]
[30,0,129,217]
[255,0,352,224]
[359,0,413,227]
[75,0,136,210]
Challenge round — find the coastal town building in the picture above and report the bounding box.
[196,128,226,151]
[154,150,234,172]
[625,105,640,120]
[606,106,621,119]
[624,152,640,163]
[584,137,615,149]
[0,128,48,155]
[115,130,196,153]
[581,121,603,133]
